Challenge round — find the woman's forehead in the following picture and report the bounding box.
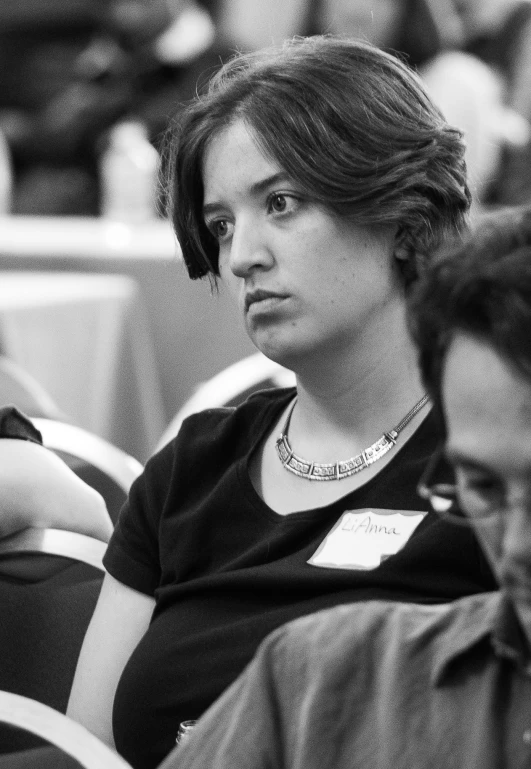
[202,121,285,200]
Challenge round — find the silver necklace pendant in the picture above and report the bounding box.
[275,394,430,482]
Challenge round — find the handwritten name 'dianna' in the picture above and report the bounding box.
[341,514,400,536]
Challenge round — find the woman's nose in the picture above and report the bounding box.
[227,219,274,278]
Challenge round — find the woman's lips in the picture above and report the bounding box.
[244,290,289,313]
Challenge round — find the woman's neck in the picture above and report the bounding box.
[287,305,426,456]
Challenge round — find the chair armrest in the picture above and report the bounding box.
[0,690,131,769]
[0,527,106,580]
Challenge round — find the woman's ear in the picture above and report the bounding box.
[393,241,411,263]
[393,229,420,288]
[393,224,413,258]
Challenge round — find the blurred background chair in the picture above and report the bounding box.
[156,351,296,451]
[0,355,64,420]
[33,418,143,524]
[0,691,131,768]
[0,527,106,582]
[0,529,105,753]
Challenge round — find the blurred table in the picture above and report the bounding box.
[0,217,256,453]
[0,271,165,462]
[0,216,178,261]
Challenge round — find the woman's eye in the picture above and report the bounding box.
[207,219,233,242]
[267,193,299,215]
[270,194,288,213]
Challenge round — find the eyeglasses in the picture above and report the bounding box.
[417,446,503,527]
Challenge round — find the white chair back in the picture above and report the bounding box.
[156,352,295,451]
[0,528,106,581]
[0,690,131,769]
[33,418,143,494]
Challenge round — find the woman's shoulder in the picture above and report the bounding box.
[148,386,296,472]
[180,385,294,437]
[117,386,296,547]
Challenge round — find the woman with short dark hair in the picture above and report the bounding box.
[67,36,494,769]
[171,35,469,284]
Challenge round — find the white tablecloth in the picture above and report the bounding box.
[0,271,165,461]
[0,217,257,447]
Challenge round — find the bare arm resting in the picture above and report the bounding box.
[0,438,113,542]
[67,572,155,749]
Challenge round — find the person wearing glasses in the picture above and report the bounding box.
[161,204,531,769]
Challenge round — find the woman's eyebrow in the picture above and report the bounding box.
[203,172,291,218]
[202,201,224,219]
[248,172,291,196]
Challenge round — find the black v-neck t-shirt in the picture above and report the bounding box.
[104,388,495,769]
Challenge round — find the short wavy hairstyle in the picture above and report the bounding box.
[165,35,471,281]
[409,204,531,419]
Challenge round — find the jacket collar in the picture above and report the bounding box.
[432,592,530,685]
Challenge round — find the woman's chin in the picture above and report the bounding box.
[250,335,317,372]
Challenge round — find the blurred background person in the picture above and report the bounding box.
[0,0,226,216]
[305,0,462,67]
[457,0,531,206]
[2,0,529,216]
[458,0,531,124]
[303,0,531,210]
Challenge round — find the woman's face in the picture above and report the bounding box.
[201,120,401,368]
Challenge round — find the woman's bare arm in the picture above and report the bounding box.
[66,572,155,748]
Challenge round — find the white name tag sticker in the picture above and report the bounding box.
[308,508,426,570]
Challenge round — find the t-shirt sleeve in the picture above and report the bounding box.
[103,442,175,596]
[104,398,279,599]
[0,405,42,444]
